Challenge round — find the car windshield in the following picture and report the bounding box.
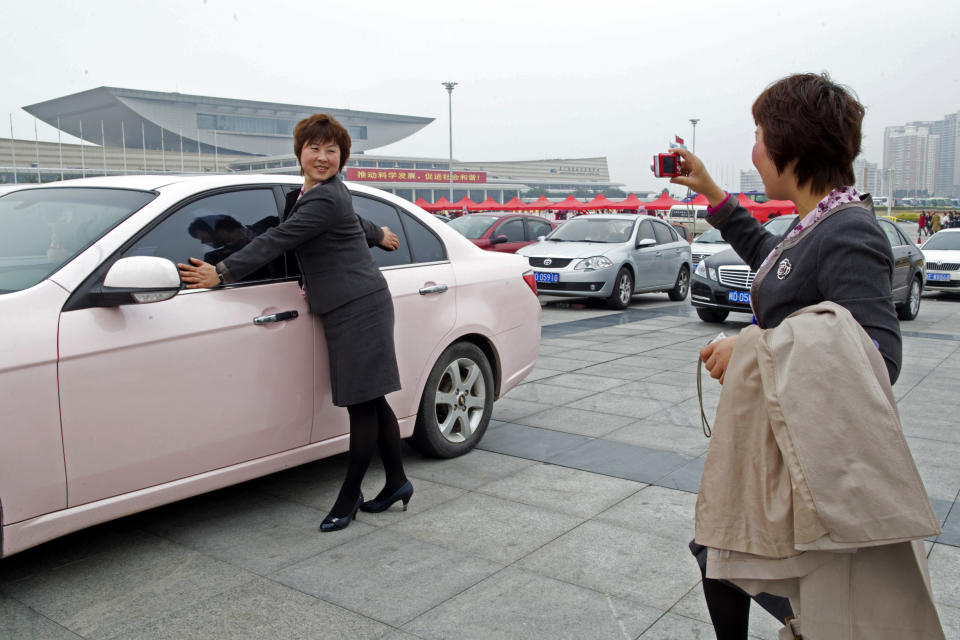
[447,215,498,239]
[547,218,634,243]
[0,187,156,294]
[695,228,726,243]
[763,215,797,237]
[923,232,960,251]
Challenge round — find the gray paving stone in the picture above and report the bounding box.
[491,397,554,422]
[915,463,960,503]
[513,406,636,437]
[355,470,468,528]
[657,456,706,494]
[605,379,699,403]
[116,578,395,640]
[553,348,626,363]
[2,537,255,640]
[391,492,582,564]
[935,603,960,640]
[401,448,536,491]
[597,485,698,543]
[637,612,717,639]
[605,420,710,458]
[518,520,701,610]
[477,422,592,462]
[271,528,502,627]
[531,355,596,372]
[534,371,632,392]
[402,566,661,640]
[576,361,663,381]
[928,543,960,608]
[568,391,675,420]
[548,438,694,485]
[0,593,83,640]
[670,582,786,640]
[503,381,598,405]
[479,462,645,518]
[521,366,565,382]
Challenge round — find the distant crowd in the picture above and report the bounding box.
[917,210,960,238]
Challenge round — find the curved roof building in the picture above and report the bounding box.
[24,87,434,156]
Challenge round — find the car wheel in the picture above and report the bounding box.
[696,308,729,323]
[606,267,633,310]
[667,265,690,301]
[410,342,494,458]
[896,275,922,321]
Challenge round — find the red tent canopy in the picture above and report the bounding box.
[755,199,797,216]
[642,193,684,210]
[414,197,431,210]
[615,193,643,211]
[552,195,589,211]
[688,193,709,206]
[452,196,481,212]
[499,196,528,211]
[476,197,503,211]
[528,195,556,211]
[582,194,620,210]
[421,196,454,212]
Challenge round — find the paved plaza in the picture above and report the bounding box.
[2,292,959,639]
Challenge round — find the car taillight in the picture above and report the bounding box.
[522,269,538,296]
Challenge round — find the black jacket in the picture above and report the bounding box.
[709,195,902,383]
[218,177,386,315]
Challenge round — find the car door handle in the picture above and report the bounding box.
[419,284,449,295]
[253,310,299,325]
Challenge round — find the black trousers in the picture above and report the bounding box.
[689,541,794,639]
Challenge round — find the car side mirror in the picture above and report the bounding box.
[636,238,656,248]
[537,235,546,242]
[490,235,508,245]
[95,256,182,306]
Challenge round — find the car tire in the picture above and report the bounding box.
[606,267,633,310]
[696,308,729,323]
[896,275,922,321]
[409,342,494,458]
[667,265,690,301]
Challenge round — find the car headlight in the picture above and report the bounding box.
[574,256,613,271]
[708,266,718,281]
[695,261,707,277]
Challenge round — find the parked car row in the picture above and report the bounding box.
[0,176,541,558]
[920,229,960,294]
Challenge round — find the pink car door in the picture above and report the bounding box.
[56,188,321,507]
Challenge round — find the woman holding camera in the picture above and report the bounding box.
[178,114,413,533]
[670,73,943,639]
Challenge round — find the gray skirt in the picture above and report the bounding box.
[321,286,401,407]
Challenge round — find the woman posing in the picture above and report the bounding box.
[179,114,413,532]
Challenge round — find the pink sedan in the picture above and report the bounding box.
[0,175,540,557]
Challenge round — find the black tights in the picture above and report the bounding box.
[328,396,408,518]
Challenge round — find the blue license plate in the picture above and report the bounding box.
[727,290,751,304]
[928,272,951,282]
[535,271,559,284]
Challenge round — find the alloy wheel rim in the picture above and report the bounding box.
[679,270,689,296]
[433,357,486,443]
[619,274,631,305]
[910,280,920,315]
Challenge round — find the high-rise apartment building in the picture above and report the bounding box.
[853,157,881,195]
[739,169,764,193]
[884,111,960,197]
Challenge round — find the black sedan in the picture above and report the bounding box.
[690,216,924,323]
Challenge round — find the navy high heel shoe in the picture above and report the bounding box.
[320,493,363,532]
[360,481,413,513]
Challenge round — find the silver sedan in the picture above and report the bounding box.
[516,214,692,309]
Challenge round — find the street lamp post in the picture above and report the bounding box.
[684,118,700,235]
[442,81,457,201]
[689,118,700,155]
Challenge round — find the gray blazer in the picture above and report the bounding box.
[708,195,902,383]
[218,176,386,315]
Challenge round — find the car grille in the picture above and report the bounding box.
[536,281,604,292]
[928,280,960,288]
[718,265,756,289]
[926,261,960,271]
[692,252,709,264]
[528,257,573,268]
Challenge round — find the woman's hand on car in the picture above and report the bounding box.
[700,335,739,384]
[380,226,400,251]
[178,257,220,289]
[668,148,727,207]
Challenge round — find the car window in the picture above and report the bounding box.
[527,218,553,240]
[878,220,903,247]
[352,195,413,267]
[762,215,797,237]
[637,220,657,243]
[124,189,285,283]
[447,214,498,239]
[496,219,525,242]
[400,209,447,263]
[653,221,676,244]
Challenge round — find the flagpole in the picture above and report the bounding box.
[121,121,127,175]
[34,118,41,182]
[9,114,18,184]
[141,121,147,174]
[79,120,86,178]
[179,128,184,173]
[161,127,166,172]
[57,117,63,180]
[101,120,107,177]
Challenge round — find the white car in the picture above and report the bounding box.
[0,175,541,557]
[689,227,730,267]
[921,229,960,293]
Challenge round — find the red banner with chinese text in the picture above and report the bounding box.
[345,168,487,183]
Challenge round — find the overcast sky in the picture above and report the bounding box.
[2,0,958,193]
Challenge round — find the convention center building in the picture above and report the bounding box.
[3,87,622,202]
